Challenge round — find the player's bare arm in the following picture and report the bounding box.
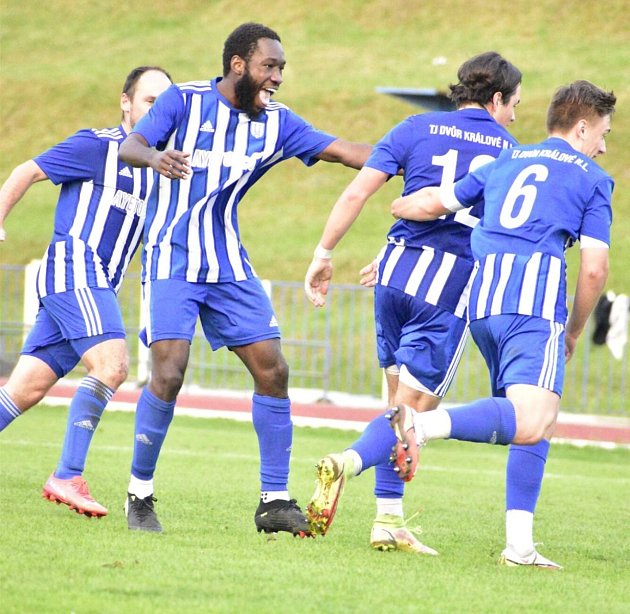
[305,167,387,306]
[315,139,372,170]
[119,133,191,180]
[390,186,451,221]
[565,246,609,361]
[0,160,48,241]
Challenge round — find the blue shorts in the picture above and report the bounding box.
[141,278,280,349]
[374,284,469,397]
[470,314,565,397]
[21,288,126,378]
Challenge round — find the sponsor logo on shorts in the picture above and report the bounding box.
[269,316,278,327]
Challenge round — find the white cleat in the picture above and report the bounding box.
[499,546,563,570]
[370,514,438,555]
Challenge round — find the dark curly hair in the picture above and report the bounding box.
[546,80,616,133]
[222,23,281,76]
[449,52,521,107]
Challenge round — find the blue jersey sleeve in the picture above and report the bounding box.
[453,157,496,207]
[279,109,337,166]
[34,130,106,185]
[580,177,614,245]
[365,117,415,177]
[132,84,185,149]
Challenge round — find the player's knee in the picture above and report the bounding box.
[254,357,289,396]
[515,414,554,445]
[98,359,129,390]
[151,366,185,400]
[271,357,289,388]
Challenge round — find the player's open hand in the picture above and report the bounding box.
[305,258,333,307]
[359,259,377,287]
[153,150,191,180]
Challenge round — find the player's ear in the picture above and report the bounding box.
[231,55,246,76]
[491,91,503,108]
[577,119,587,139]
[120,92,131,114]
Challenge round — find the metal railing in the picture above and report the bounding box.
[0,264,627,416]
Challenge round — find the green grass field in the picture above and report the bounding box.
[1,406,628,613]
[1,1,629,292]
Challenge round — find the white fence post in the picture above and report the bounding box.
[137,284,150,385]
[22,260,40,342]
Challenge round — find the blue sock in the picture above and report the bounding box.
[252,393,292,492]
[55,376,113,479]
[506,439,550,512]
[374,462,405,499]
[131,387,175,481]
[350,414,398,471]
[0,388,21,431]
[447,397,516,445]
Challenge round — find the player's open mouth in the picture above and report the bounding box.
[259,87,277,106]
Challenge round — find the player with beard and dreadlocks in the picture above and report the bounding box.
[118,22,371,535]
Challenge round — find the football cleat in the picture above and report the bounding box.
[254,498,313,538]
[42,474,108,518]
[499,546,563,570]
[125,493,163,532]
[370,514,438,555]
[306,454,348,536]
[387,404,420,482]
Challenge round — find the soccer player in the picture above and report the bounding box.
[386,80,615,568]
[0,66,173,517]
[304,52,521,554]
[117,23,371,535]
[392,81,616,569]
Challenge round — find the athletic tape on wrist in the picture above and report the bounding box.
[314,244,333,259]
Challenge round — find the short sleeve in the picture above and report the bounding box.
[132,84,185,149]
[34,131,105,185]
[279,109,337,166]
[453,158,495,208]
[579,177,614,246]
[365,117,415,177]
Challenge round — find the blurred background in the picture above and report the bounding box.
[1,0,628,412]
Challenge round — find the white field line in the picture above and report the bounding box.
[34,396,630,449]
[1,439,628,483]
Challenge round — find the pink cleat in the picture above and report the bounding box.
[42,474,108,518]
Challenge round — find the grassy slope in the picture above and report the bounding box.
[1,0,629,292]
[1,407,629,613]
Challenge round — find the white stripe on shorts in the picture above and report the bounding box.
[538,320,563,390]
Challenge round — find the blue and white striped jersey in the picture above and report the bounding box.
[447,136,614,324]
[132,79,337,283]
[33,126,153,297]
[367,109,516,316]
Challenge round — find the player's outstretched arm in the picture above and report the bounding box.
[0,160,48,241]
[565,246,609,361]
[119,133,191,180]
[316,139,372,170]
[391,186,451,221]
